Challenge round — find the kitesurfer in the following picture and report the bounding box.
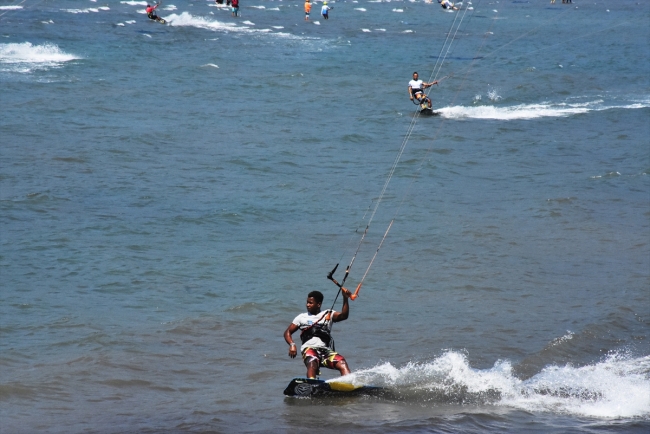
[305,0,311,21]
[145,3,162,21]
[284,289,352,379]
[409,71,438,109]
[439,0,459,10]
[321,1,332,20]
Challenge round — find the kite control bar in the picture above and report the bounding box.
[327,263,362,300]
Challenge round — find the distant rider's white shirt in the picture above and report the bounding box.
[292,311,335,351]
[409,79,424,93]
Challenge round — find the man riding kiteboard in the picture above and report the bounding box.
[284,289,352,379]
[409,71,438,110]
[146,3,165,23]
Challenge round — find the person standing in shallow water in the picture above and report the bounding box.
[321,1,332,20]
[231,0,239,17]
[304,0,311,21]
[284,289,352,379]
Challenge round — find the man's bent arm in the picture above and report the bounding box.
[333,288,350,322]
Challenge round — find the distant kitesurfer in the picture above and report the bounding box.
[321,1,332,20]
[305,0,311,21]
[409,72,438,109]
[231,0,239,16]
[145,3,162,21]
[439,0,459,10]
[284,289,352,379]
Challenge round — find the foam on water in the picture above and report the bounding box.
[437,99,650,120]
[0,5,23,10]
[0,42,80,73]
[341,351,650,418]
[166,12,272,33]
[509,353,650,418]
[63,8,101,13]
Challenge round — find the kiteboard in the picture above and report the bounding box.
[419,108,441,116]
[283,377,383,397]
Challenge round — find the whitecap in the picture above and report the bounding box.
[392,8,404,12]
[361,28,371,32]
[0,5,23,10]
[354,8,367,11]
[202,63,219,68]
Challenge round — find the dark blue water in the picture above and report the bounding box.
[1,0,649,432]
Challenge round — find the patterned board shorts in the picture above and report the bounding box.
[302,347,344,369]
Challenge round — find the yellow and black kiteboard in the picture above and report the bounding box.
[283,377,383,397]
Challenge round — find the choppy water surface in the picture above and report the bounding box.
[1,0,649,432]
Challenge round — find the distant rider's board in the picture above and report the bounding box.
[283,377,383,397]
[419,108,441,116]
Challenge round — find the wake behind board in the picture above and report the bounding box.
[283,377,383,397]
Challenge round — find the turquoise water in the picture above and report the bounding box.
[1,0,649,432]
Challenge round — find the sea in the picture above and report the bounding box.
[1,0,648,432]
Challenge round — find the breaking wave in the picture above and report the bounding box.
[0,42,81,73]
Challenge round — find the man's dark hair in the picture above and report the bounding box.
[308,291,324,304]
